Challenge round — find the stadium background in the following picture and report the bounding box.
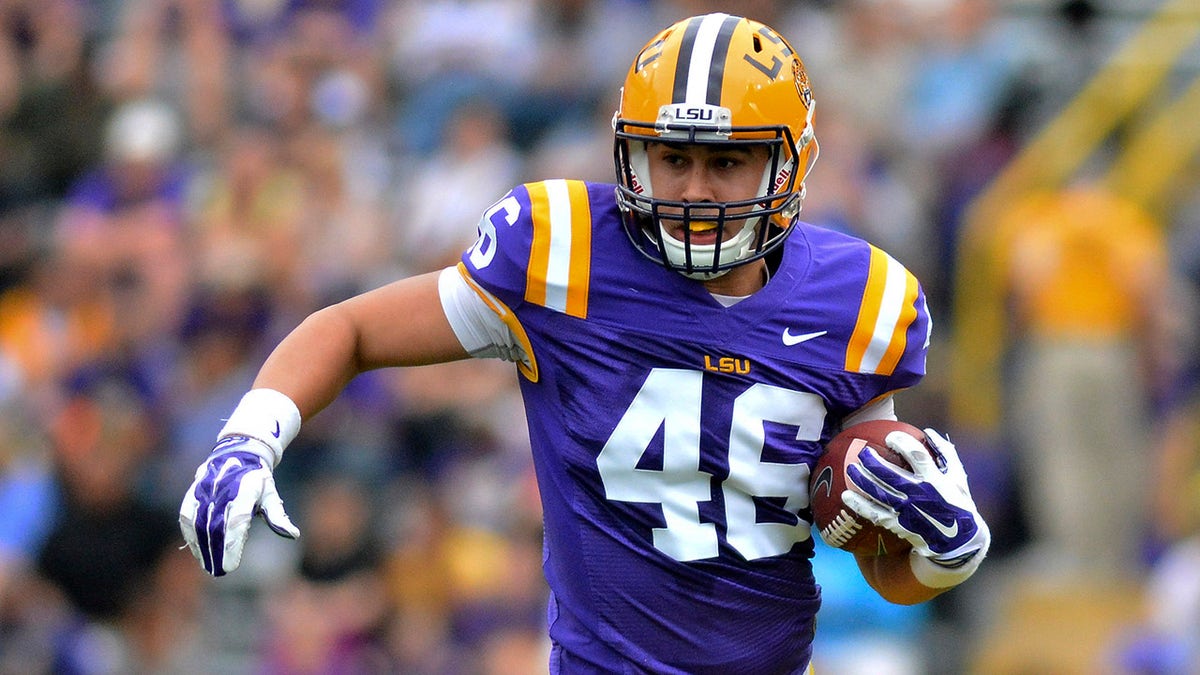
[0,0,1197,672]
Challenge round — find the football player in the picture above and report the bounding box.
[180,13,990,673]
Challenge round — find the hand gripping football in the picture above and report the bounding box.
[810,420,932,556]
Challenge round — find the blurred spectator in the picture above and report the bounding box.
[286,122,391,306]
[189,124,307,313]
[902,0,1021,163]
[906,0,1027,310]
[996,180,1174,581]
[155,284,277,506]
[511,0,659,150]
[260,474,393,673]
[1109,355,1200,673]
[382,484,463,673]
[54,98,194,354]
[0,365,203,673]
[0,397,52,596]
[387,0,538,156]
[1112,208,1200,672]
[98,0,235,144]
[383,461,546,674]
[0,247,120,405]
[391,98,524,276]
[0,0,106,213]
[1126,537,1200,674]
[799,98,927,281]
[0,0,108,298]
[235,9,385,151]
[791,0,918,160]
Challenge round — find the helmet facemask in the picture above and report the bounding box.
[614,109,815,279]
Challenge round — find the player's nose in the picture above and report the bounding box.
[678,165,719,203]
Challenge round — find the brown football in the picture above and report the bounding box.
[810,419,931,556]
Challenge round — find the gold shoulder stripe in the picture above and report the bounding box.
[846,249,888,371]
[524,179,591,318]
[845,246,920,376]
[456,263,539,383]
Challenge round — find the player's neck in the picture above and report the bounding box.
[701,259,768,297]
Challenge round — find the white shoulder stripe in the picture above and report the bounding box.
[543,179,574,314]
[859,253,909,373]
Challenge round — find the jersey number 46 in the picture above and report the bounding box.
[597,367,823,562]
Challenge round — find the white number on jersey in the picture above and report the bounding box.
[597,368,823,562]
[468,195,520,270]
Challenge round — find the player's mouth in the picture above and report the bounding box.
[671,219,720,245]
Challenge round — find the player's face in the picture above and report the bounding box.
[645,142,770,246]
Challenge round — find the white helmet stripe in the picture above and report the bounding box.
[676,13,739,106]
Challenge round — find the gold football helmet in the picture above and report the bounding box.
[613,13,818,279]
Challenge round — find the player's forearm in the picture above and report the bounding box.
[251,304,366,421]
[248,271,468,422]
[855,552,946,605]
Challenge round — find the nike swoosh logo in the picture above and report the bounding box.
[271,421,281,439]
[913,506,959,539]
[813,466,834,498]
[782,329,827,346]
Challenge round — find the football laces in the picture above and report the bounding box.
[820,509,863,548]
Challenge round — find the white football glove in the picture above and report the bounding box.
[179,435,300,576]
[843,428,990,587]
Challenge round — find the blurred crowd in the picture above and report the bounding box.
[0,0,1197,673]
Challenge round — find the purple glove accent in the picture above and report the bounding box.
[846,451,979,559]
[190,447,268,575]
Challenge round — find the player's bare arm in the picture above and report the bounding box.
[252,270,468,420]
[178,270,470,576]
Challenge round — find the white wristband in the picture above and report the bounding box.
[217,389,302,467]
[908,547,986,589]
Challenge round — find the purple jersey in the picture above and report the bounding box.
[457,179,930,674]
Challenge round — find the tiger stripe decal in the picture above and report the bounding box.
[525,179,592,318]
[845,246,920,376]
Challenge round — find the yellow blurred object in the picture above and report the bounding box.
[971,578,1144,674]
[995,187,1166,339]
[950,0,1200,432]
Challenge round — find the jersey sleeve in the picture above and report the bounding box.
[454,180,599,382]
[458,186,534,310]
[843,245,931,393]
[437,266,528,364]
[459,179,595,317]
